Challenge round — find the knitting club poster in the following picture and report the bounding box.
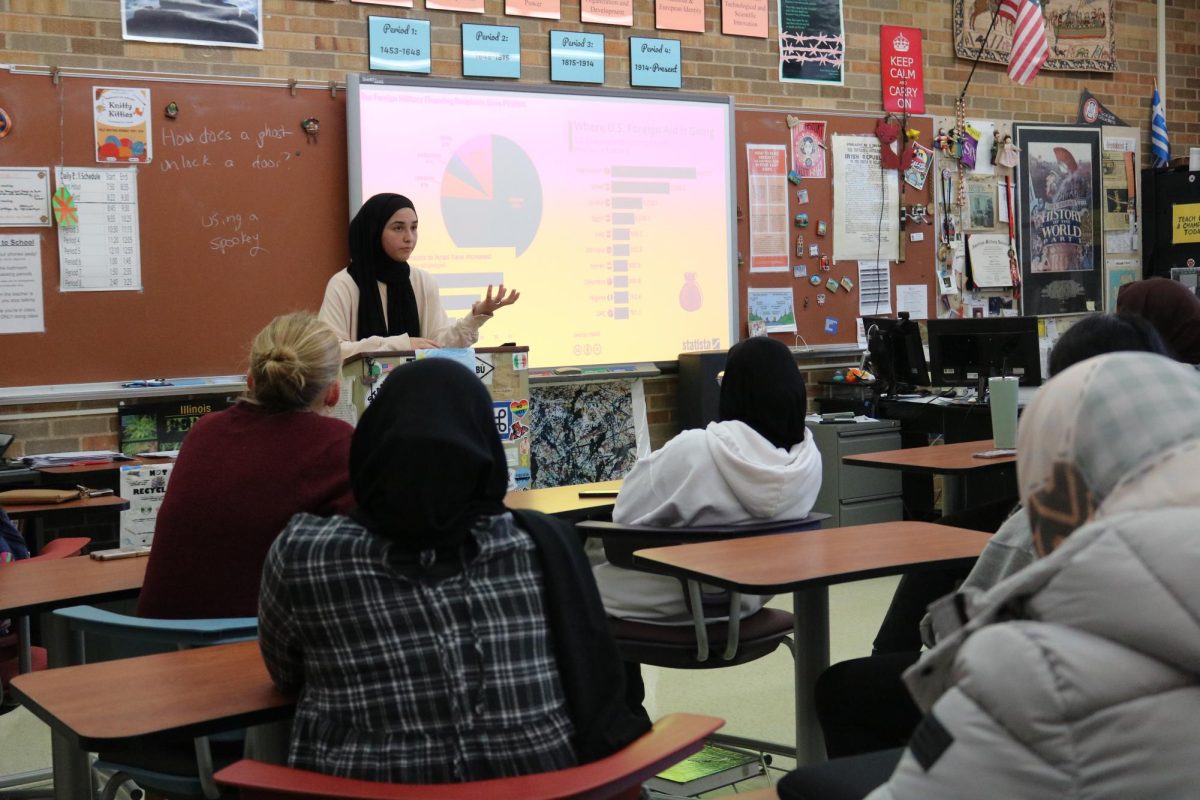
[94,87,152,164]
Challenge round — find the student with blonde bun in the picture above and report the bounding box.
[137,312,355,619]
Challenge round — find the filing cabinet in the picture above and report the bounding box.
[807,419,903,527]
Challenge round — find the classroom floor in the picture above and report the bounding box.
[0,576,899,797]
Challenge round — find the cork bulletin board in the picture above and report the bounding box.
[1,68,347,387]
[734,109,938,347]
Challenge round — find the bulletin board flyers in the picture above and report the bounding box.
[1015,125,1102,315]
[832,136,899,262]
[903,141,934,191]
[0,235,45,334]
[427,0,485,14]
[1106,257,1139,311]
[0,167,52,226]
[118,463,174,548]
[748,287,797,333]
[789,120,827,179]
[656,0,704,33]
[582,0,632,27]
[1172,203,1200,245]
[507,0,559,20]
[779,0,845,85]
[746,144,790,273]
[965,233,1014,288]
[93,87,152,164]
[503,438,532,491]
[55,166,142,292]
[722,0,767,38]
[121,0,263,49]
[879,26,924,114]
[352,0,413,6]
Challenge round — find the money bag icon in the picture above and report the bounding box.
[679,272,702,312]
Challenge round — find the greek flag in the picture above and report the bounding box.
[1152,82,1170,168]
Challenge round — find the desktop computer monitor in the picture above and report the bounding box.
[863,314,930,397]
[926,316,1042,390]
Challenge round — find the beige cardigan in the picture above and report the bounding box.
[319,268,489,360]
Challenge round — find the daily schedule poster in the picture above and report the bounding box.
[55,166,142,292]
[352,82,734,367]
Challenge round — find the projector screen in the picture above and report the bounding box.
[347,76,736,368]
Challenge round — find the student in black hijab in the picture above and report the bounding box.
[718,334,811,450]
[259,359,648,783]
[318,193,520,360]
[596,335,823,625]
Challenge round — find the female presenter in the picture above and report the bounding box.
[319,193,520,359]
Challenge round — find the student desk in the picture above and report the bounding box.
[841,439,1016,514]
[3,494,131,519]
[504,479,622,520]
[0,553,146,624]
[0,555,148,797]
[10,640,292,800]
[632,521,990,766]
[3,494,131,555]
[33,455,176,477]
[876,387,1039,443]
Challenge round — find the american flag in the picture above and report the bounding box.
[999,0,1049,85]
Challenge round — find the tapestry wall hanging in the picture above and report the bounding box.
[953,0,1116,74]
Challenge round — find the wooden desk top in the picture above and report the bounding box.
[842,439,1015,475]
[0,555,146,616]
[35,455,175,476]
[2,494,130,518]
[10,640,293,749]
[633,521,990,595]
[504,479,622,518]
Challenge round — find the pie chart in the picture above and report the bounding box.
[441,135,542,256]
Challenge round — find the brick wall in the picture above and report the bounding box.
[1,1,1196,155]
[1,403,120,458]
[642,375,679,450]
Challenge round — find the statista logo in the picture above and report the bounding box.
[681,338,723,352]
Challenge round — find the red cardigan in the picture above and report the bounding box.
[137,401,354,619]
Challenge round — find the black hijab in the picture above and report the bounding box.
[718,336,808,450]
[346,193,422,341]
[350,359,508,554]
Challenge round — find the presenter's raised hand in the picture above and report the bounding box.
[472,284,520,317]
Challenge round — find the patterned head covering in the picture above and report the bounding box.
[1116,277,1200,364]
[1017,352,1200,556]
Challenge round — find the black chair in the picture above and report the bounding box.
[578,513,828,756]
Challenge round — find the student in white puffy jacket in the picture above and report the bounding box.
[594,335,822,625]
[780,352,1200,800]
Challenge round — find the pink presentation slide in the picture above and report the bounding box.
[354,83,734,367]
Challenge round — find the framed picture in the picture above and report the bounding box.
[1014,124,1102,316]
[121,0,264,49]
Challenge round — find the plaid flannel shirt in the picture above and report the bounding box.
[259,511,577,783]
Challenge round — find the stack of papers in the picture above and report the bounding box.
[21,450,129,467]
